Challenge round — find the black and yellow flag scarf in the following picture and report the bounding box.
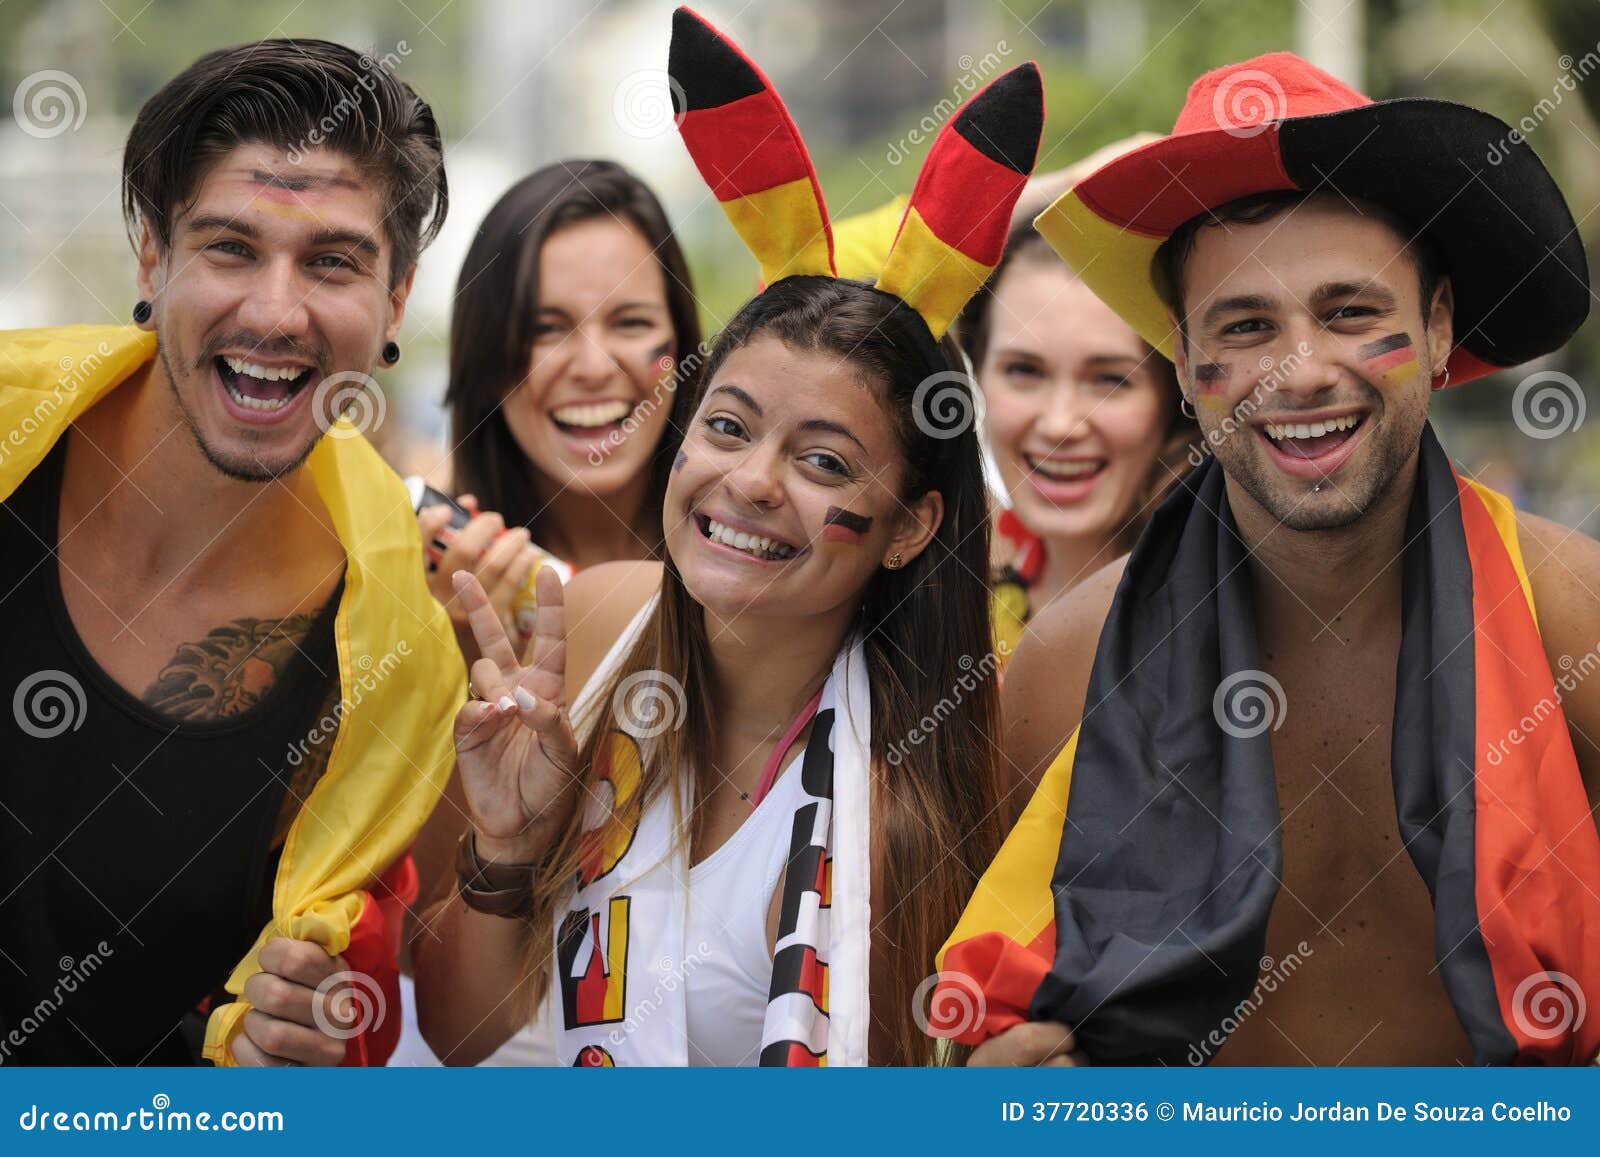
[936,426,1600,1064]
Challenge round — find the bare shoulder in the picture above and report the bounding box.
[1515,512,1600,652]
[556,560,663,699]
[1000,554,1126,808]
[1515,511,1600,813]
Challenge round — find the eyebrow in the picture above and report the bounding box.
[798,418,867,453]
[307,226,381,261]
[1308,280,1397,307]
[709,385,868,452]
[709,384,762,414]
[1201,292,1277,328]
[181,214,380,261]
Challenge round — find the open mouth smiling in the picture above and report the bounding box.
[215,354,315,414]
[693,512,800,562]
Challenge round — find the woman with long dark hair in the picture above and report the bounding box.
[417,159,702,656]
[397,160,704,1065]
[411,8,1043,1065]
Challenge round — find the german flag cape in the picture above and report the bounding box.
[0,326,465,1065]
[937,426,1600,1065]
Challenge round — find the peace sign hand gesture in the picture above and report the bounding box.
[451,566,580,863]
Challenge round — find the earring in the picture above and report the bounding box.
[885,552,904,570]
[1179,395,1197,420]
[132,300,152,325]
[381,341,401,366]
[1436,366,1450,389]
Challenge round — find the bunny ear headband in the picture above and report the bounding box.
[668,5,1044,342]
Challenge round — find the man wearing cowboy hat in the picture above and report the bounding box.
[936,53,1600,1066]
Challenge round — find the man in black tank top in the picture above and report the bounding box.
[0,41,463,1066]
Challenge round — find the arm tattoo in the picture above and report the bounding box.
[141,614,319,721]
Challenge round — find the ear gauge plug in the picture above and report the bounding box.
[132,300,152,325]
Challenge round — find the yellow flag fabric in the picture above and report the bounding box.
[0,325,465,1065]
[831,196,908,282]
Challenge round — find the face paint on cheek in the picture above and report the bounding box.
[820,505,873,547]
[650,341,675,378]
[1358,333,1419,388]
[672,450,687,473]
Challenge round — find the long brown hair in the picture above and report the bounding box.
[958,223,1197,550]
[527,277,1004,1065]
[446,159,702,543]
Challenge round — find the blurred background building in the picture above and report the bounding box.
[2,0,1596,530]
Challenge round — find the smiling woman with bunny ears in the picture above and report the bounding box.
[411,8,1042,1066]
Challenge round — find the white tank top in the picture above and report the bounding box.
[682,748,806,1066]
[414,597,813,1067]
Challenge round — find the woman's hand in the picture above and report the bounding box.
[418,496,540,646]
[967,1021,1089,1067]
[451,566,580,863]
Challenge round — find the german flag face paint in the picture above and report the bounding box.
[820,505,872,546]
[1359,333,1419,388]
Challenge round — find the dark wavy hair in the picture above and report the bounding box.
[446,160,702,546]
[519,276,1004,1066]
[122,38,447,284]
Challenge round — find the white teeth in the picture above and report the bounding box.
[1030,458,1102,481]
[704,518,794,560]
[1265,415,1359,441]
[223,378,292,411]
[552,400,634,428]
[224,355,309,382]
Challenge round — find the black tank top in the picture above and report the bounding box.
[0,437,342,1065]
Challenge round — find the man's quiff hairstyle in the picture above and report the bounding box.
[122,38,448,284]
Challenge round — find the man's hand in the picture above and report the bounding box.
[968,1021,1089,1067]
[233,937,358,1066]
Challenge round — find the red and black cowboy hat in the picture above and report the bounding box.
[1034,52,1590,387]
